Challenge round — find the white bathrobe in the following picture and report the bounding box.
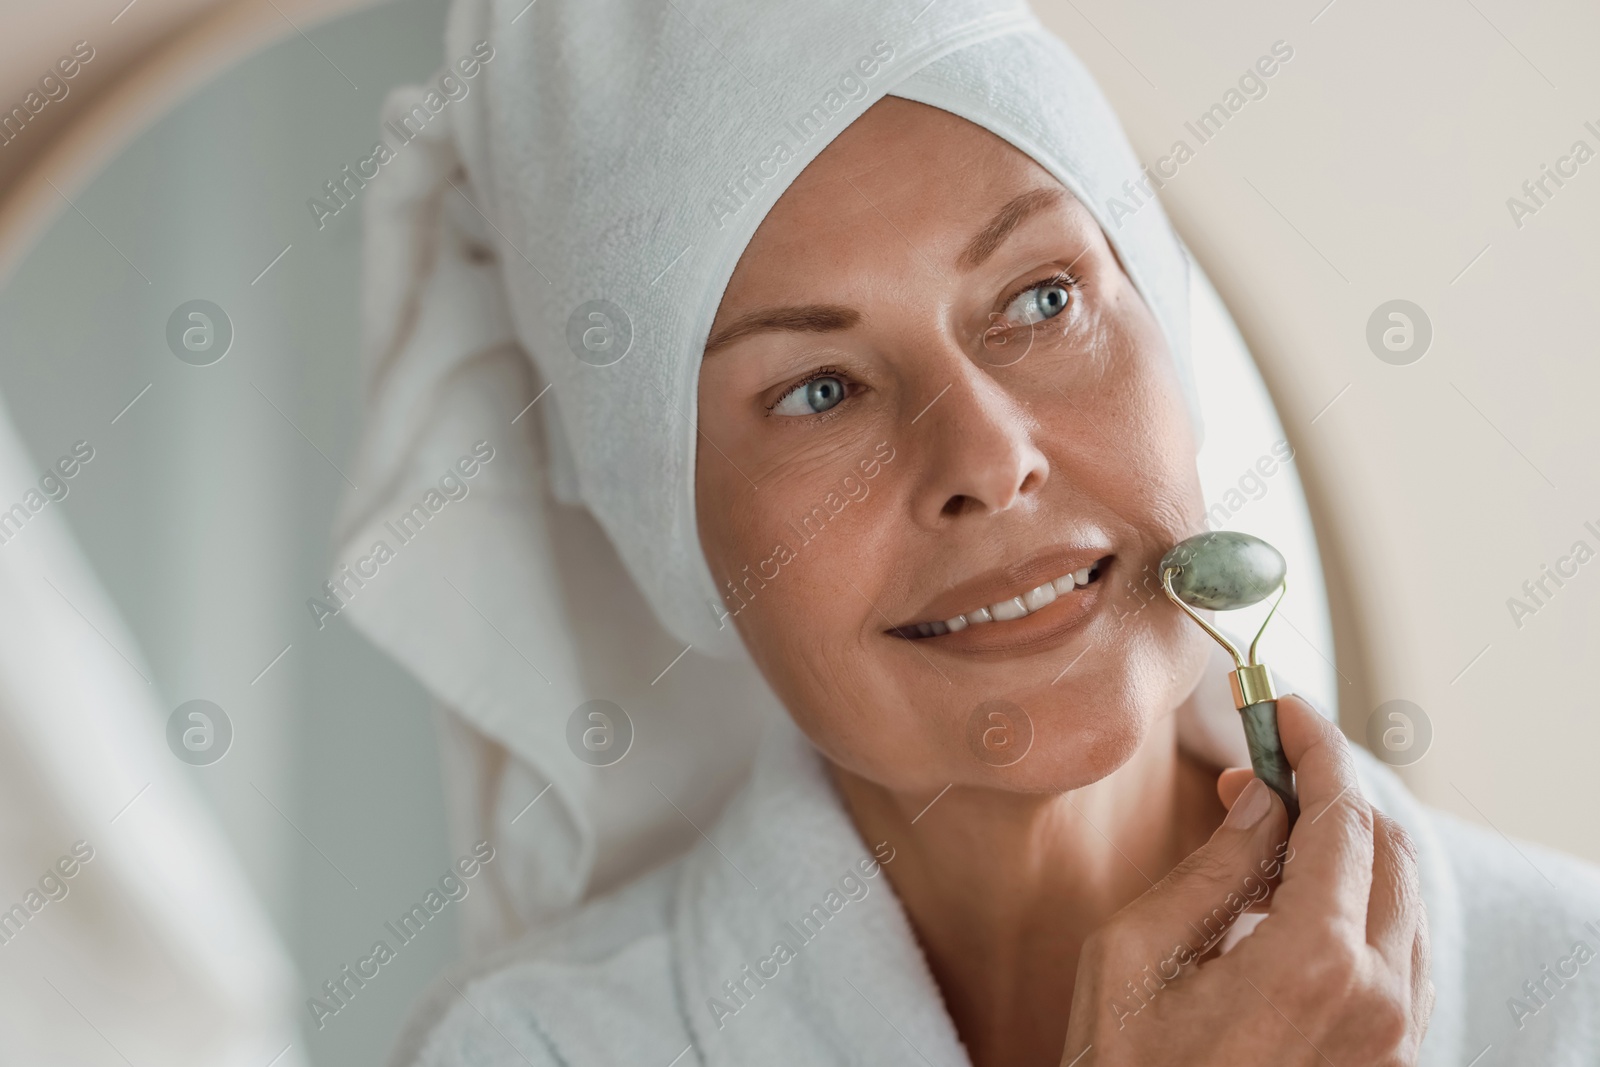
[389,711,1600,1067]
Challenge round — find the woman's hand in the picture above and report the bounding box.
[1059,695,1434,1066]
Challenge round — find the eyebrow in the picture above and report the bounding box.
[703,185,1065,355]
[704,304,861,355]
[956,186,1064,269]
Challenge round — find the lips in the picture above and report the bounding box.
[887,550,1113,640]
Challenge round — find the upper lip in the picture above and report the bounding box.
[889,545,1114,629]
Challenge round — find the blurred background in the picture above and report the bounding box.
[0,3,457,1064]
[0,0,1594,1063]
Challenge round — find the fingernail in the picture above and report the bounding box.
[1225,778,1271,829]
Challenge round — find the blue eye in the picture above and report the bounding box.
[772,374,847,417]
[1002,278,1075,326]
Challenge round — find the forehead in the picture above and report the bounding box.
[719,97,1079,301]
[788,96,1044,200]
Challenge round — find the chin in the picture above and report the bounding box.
[956,618,1213,795]
[979,679,1151,795]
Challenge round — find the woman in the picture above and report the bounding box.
[344,1,1600,1064]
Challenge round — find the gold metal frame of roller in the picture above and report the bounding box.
[1161,567,1287,710]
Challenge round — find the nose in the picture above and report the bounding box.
[911,359,1049,526]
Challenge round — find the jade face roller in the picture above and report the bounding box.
[1159,532,1300,827]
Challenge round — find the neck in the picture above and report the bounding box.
[827,699,1225,1066]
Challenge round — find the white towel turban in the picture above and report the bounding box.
[334,0,1201,934]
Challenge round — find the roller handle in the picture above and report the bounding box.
[1239,699,1299,829]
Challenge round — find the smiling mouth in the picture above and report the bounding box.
[887,556,1111,640]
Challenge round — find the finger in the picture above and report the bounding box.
[1106,778,1288,967]
[1221,770,1281,918]
[1366,811,1423,970]
[1411,919,1436,1041]
[1217,767,1254,809]
[1266,695,1375,932]
[1218,767,1282,910]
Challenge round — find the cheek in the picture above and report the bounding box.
[697,444,874,640]
[696,443,923,744]
[1074,287,1203,524]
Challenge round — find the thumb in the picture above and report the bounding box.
[1106,779,1288,968]
[1217,767,1256,809]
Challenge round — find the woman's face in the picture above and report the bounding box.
[695,97,1212,795]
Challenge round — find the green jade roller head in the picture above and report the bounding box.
[1160,532,1300,827]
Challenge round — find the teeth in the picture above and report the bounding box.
[906,564,1104,637]
[1023,582,1057,612]
[990,596,1028,621]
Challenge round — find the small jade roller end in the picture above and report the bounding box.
[1159,532,1299,827]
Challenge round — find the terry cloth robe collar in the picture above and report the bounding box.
[661,712,1470,1067]
[671,712,972,1065]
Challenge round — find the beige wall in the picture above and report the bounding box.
[1031,0,1600,864]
